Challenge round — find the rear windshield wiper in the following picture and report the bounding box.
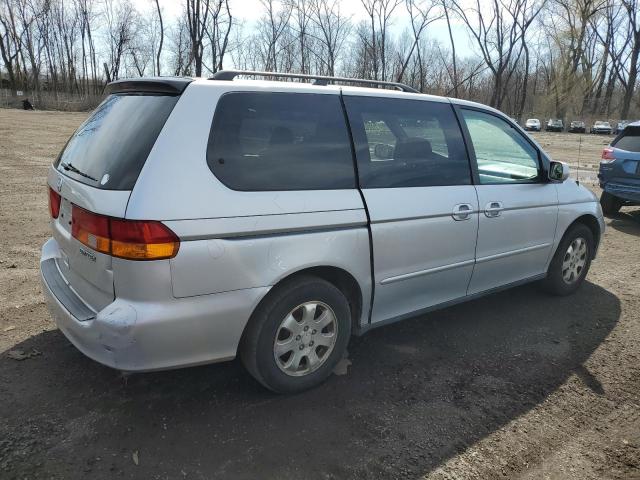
[60,162,98,182]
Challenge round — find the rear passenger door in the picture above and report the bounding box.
[457,108,558,295]
[344,95,478,324]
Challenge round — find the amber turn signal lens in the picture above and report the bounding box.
[71,205,180,260]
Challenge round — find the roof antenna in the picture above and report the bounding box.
[576,134,582,185]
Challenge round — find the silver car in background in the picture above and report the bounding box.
[41,72,605,393]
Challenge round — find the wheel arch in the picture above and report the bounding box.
[243,265,365,342]
[562,214,602,259]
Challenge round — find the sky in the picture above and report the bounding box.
[132,0,474,65]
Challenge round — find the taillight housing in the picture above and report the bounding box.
[601,148,615,163]
[71,205,179,260]
[48,187,61,218]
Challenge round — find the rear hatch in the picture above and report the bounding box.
[601,125,640,201]
[612,126,640,187]
[47,80,187,311]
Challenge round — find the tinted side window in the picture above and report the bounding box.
[344,96,471,188]
[461,109,540,184]
[207,92,355,191]
[613,126,640,152]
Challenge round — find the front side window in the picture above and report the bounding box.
[461,109,540,184]
[344,96,471,188]
[207,92,355,191]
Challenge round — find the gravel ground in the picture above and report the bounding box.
[1,109,639,479]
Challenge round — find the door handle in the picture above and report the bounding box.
[452,203,473,221]
[484,201,504,218]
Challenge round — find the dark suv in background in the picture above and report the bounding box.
[546,119,564,132]
[568,121,586,133]
[599,121,640,214]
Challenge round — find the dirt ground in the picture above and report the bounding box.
[1,109,639,480]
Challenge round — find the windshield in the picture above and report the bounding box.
[55,94,179,190]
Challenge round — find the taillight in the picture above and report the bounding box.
[48,187,61,218]
[110,218,180,260]
[71,205,179,260]
[72,205,111,254]
[601,148,615,163]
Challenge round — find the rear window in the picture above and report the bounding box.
[613,127,640,152]
[55,94,178,190]
[206,92,355,191]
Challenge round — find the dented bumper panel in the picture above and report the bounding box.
[40,238,268,371]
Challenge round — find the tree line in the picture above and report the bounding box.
[0,0,638,119]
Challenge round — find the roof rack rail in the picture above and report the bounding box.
[209,70,420,94]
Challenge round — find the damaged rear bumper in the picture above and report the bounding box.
[40,238,269,372]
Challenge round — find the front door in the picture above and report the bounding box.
[457,108,558,295]
[343,95,479,324]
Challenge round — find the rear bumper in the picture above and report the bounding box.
[599,181,640,204]
[40,238,269,372]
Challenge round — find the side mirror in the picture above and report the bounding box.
[549,161,570,182]
[373,143,394,160]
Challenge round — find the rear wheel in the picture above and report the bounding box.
[600,191,622,216]
[542,224,593,296]
[240,276,351,393]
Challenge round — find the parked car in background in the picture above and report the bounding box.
[599,121,640,215]
[591,121,612,134]
[524,118,541,131]
[568,121,586,133]
[616,120,630,134]
[546,119,564,132]
[40,72,605,393]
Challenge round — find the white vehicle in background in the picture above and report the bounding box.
[524,118,541,131]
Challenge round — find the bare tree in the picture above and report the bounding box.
[257,0,293,71]
[451,0,546,110]
[153,0,163,75]
[396,0,440,84]
[307,0,351,76]
[442,0,458,96]
[360,0,402,80]
[610,0,639,119]
[203,0,233,73]
[185,0,211,76]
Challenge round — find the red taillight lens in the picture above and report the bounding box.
[48,187,61,219]
[110,218,180,260]
[72,205,111,254]
[601,148,615,163]
[71,205,179,260]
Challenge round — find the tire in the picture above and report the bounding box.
[600,191,622,216]
[542,224,594,296]
[240,275,351,394]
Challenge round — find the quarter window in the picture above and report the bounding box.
[613,126,640,152]
[344,96,471,188]
[461,109,540,184]
[207,92,355,191]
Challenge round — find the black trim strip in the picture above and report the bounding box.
[354,272,546,335]
[42,259,95,322]
[339,90,376,326]
[106,77,193,95]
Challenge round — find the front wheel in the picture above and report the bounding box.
[542,224,594,296]
[240,276,351,393]
[600,191,621,216]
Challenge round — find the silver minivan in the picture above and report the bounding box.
[41,71,605,393]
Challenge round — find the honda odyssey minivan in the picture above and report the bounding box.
[41,72,605,393]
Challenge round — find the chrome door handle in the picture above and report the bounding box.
[484,201,504,218]
[452,203,473,221]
